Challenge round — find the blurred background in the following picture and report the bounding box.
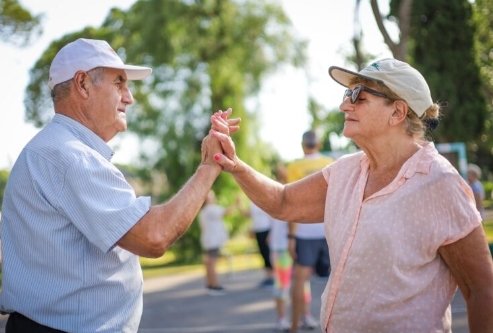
[0,0,492,264]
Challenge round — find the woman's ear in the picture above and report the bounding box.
[389,100,408,126]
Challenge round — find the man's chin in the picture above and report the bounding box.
[116,117,127,132]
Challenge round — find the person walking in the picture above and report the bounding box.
[467,163,485,220]
[0,38,232,333]
[286,130,333,332]
[268,163,294,331]
[198,190,236,296]
[245,201,275,288]
[270,215,292,331]
[209,58,493,332]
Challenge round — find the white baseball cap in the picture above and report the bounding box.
[328,58,433,117]
[48,38,152,90]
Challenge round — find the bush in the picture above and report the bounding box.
[483,181,493,209]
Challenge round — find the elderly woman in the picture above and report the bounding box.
[209,58,493,333]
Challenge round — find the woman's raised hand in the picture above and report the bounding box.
[209,108,241,172]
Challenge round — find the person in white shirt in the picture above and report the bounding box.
[198,190,236,295]
[247,202,274,288]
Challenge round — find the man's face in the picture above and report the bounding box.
[86,68,134,142]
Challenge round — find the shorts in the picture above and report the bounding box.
[204,248,220,258]
[295,238,330,274]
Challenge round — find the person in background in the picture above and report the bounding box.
[467,163,485,220]
[286,130,333,332]
[243,201,274,288]
[268,163,293,331]
[198,190,237,296]
[209,57,493,332]
[0,38,235,333]
[270,214,292,332]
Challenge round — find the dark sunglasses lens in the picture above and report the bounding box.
[343,85,363,104]
[343,89,351,102]
[351,86,361,103]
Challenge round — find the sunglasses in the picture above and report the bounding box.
[343,84,388,104]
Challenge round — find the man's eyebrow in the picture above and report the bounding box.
[115,74,127,82]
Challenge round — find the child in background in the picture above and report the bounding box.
[198,190,236,296]
[269,215,293,331]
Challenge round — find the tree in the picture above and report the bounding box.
[409,0,487,148]
[471,0,493,173]
[0,0,43,46]
[372,0,412,61]
[355,0,488,166]
[24,0,307,261]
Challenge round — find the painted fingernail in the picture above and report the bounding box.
[214,154,221,161]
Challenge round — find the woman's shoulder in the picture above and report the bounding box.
[328,150,364,168]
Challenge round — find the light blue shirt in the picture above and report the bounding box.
[0,114,151,332]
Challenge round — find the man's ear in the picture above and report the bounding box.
[73,71,91,98]
[389,100,408,126]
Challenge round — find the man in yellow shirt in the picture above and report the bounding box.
[286,130,333,333]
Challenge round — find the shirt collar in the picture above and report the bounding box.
[52,114,115,161]
[359,141,437,179]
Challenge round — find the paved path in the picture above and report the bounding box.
[0,268,469,332]
[137,269,469,333]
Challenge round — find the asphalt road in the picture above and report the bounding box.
[0,268,469,333]
[136,268,469,333]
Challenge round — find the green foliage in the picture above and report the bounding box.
[0,169,9,211]
[307,96,355,152]
[408,0,488,151]
[482,181,493,205]
[473,0,493,104]
[0,0,43,46]
[24,0,307,262]
[470,0,493,174]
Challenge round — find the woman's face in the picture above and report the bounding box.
[339,84,393,143]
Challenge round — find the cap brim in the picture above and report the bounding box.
[328,66,383,87]
[110,64,152,81]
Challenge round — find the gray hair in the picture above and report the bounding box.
[51,67,107,103]
[467,163,482,178]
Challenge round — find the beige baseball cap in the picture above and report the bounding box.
[328,58,433,117]
[49,38,152,90]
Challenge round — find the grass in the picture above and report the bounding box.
[140,235,264,279]
[142,221,493,279]
[1,224,491,284]
[483,221,493,243]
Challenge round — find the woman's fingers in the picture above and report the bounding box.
[211,108,241,134]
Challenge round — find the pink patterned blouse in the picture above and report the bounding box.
[320,142,481,333]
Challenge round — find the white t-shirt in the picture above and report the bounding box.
[269,219,289,251]
[249,202,272,232]
[295,222,325,239]
[198,204,229,250]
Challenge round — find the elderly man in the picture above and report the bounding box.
[0,38,228,333]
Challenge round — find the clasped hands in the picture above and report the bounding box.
[201,108,241,172]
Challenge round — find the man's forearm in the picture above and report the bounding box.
[127,164,221,258]
[161,164,221,241]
